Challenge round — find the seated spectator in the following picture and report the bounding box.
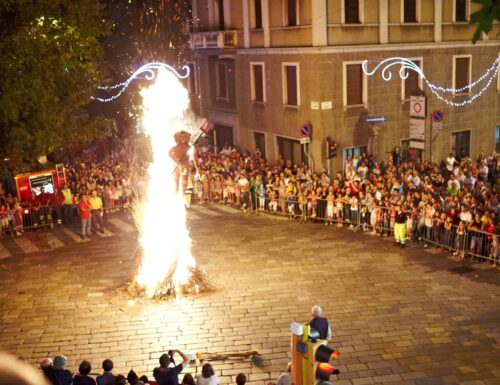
[1,351,50,385]
[127,370,144,385]
[97,359,116,385]
[309,305,332,341]
[74,360,97,385]
[139,375,149,384]
[235,373,247,385]
[181,373,195,385]
[115,375,127,385]
[196,363,219,385]
[40,357,59,385]
[53,355,73,385]
[153,350,190,385]
[276,363,291,385]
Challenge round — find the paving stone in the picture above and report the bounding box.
[0,211,499,384]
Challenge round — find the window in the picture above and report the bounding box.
[402,59,422,100]
[254,132,266,159]
[453,56,471,95]
[250,63,265,103]
[343,62,367,107]
[286,0,298,26]
[282,64,299,107]
[402,0,418,23]
[496,126,500,153]
[454,0,468,22]
[210,125,234,153]
[186,63,197,95]
[452,130,471,158]
[344,0,360,24]
[253,0,263,29]
[216,63,228,100]
[277,136,305,164]
[217,0,225,30]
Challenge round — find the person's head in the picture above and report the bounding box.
[139,375,149,384]
[40,358,53,370]
[286,362,292,373]
[236,373,247,385]
[311,305,322,318]
[159,353,171,368]
[181,373,195,385]
[0,352,50,385]
[201,363,215,378]
[78,360,91,376]
[127,370,139,385]
[92,190,97,197]
[53,355,67,370]
[115,374,127,385]
[102,359,113,372]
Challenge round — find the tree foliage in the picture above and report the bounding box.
[470,0,500,43]
[0,0,111,161]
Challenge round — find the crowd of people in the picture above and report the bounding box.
[190,144,499,264]
[0,136,136,239]
[1,133,499,264]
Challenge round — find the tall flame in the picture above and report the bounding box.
[135,67,196,296]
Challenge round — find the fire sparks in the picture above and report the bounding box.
[134,67,196,297]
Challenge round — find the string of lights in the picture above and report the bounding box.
[362,57,499,107]
[93,62,190,102]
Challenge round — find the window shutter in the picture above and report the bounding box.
[404,0,417,22]
[455,57,469,93]
[286,66,298,106]
[253,65,264,102]
[255,0,262,28]
[287,0,297,26]
[346,64,362,105]
[404,61,420,100]
[455,0,467,22]
[345,0,359,23]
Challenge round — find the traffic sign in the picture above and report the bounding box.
[410,95,426,118]
[366,116,387,124]
[410,118,425,140]
[432,121,443,132]
[300,137,310,144]
[300,123,312,137]
[432,110,444,122]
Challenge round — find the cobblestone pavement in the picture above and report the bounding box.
[0,205,499,385]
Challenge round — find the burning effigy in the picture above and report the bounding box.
[126,67,214,300]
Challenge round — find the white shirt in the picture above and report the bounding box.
[196,375,219,385]
[445,156,456,171]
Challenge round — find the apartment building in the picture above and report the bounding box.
[189,0,500,171]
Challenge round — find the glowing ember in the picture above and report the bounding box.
[134,67,196,297]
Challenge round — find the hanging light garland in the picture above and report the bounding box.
[361,57,499,107]
[93,62,190,102]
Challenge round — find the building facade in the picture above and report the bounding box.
[189,0,500,172]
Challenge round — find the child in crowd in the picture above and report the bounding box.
[325,191,334,226]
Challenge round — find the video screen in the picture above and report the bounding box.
[29,174,54,195]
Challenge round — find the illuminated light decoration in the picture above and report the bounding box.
[93,62,190,102]
[362,57,499,107]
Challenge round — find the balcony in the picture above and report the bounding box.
[190,30,238,49]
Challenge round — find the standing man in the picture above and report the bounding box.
[238,172,250,212]
[89,190,104,233]
[51,187,65,225]
[61,183,73,223]
[394,205,407,248]
[78,193,92,239]
[153,350,190,385]
[309,305,332,341]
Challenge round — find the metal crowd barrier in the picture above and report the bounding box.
[22,205,53,230]
[244,193,498,265]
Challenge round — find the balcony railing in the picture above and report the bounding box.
[190,30,238,49]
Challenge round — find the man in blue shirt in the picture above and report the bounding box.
[309,305,332,341]
[153,350,190,385]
